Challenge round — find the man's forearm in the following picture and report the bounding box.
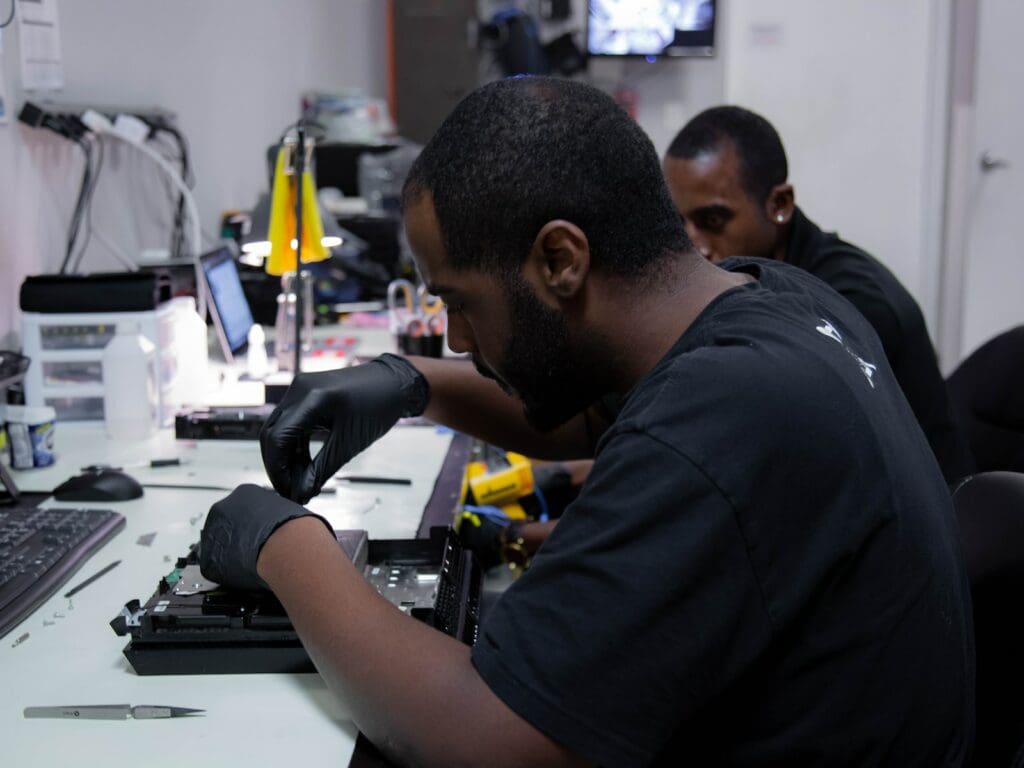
[407,356,597,460]
[256,517,584,767]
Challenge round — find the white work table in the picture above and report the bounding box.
[1,418,457,767]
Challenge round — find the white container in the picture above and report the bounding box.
[171,296,209,407]
[102,322,159,440]
[21,303,179,424]
[4,404,57,469]
[246,324,269,379]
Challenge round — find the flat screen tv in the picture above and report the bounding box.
[587,0,716,58]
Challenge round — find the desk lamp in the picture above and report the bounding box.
[261,125,332,372]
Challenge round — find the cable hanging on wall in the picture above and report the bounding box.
[0,0,15,29]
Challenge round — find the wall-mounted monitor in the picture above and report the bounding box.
[587,0,716,58]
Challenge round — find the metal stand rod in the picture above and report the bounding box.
[293,123,306,374]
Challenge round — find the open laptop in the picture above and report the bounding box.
[199,245,255,364]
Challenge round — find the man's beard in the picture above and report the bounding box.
[477,276,607,432]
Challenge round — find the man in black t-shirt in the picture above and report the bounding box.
[198,79,974,766]
[663,105,974,483]
[473,256,975,765]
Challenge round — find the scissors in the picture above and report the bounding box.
[387,279,446,337]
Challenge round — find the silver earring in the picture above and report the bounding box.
[776,214,784,223]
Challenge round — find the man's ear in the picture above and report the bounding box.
[527,220,591,300]
[765,183,795,225]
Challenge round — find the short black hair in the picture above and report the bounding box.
[403,76,691,279]
[666,105,788,204]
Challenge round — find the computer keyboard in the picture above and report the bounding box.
[0,505,125,639]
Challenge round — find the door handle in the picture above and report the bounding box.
[980,151,1010,172]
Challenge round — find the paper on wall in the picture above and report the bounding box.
[17,0,64,90]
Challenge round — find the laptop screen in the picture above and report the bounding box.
[200,247,254,361]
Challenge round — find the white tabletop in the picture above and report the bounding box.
[1,420,455,767]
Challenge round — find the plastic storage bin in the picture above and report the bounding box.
[21,303,182,424]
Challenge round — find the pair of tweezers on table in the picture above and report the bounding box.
[24,704,203,720]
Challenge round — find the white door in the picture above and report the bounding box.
[958,0,1024,360]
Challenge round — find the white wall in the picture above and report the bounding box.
[589,52,725,158]
[582,0,953,343]
[722,0,947,335]
[0,0,387,347]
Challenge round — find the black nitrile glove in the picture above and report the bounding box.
[260,354,430,504]
[199,483,335,591]
[454,510,507,571]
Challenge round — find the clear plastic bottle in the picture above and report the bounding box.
[102,321,158,440]
[246,323,269,379]
[171,296,209,407]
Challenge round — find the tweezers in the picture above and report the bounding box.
[24,704,204,720]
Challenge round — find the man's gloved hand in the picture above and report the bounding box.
[260,354,430,504]
[199,483,335,591]
[453,510,507,571]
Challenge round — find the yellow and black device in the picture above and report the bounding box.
[460,450,534,519]
[455,449,537,574]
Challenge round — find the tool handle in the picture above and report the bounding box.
[24,705,130,719]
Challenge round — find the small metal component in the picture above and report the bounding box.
[53,612,66,619]
[136,532,157,547]
[114,601,147,629]
[11,632,29,647]
[43,620,55,627]
[171,565,219,596]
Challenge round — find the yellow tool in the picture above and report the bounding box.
[462,451,534,519]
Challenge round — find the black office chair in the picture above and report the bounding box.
[952,471,1024,767]
[948,326,1024,474]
